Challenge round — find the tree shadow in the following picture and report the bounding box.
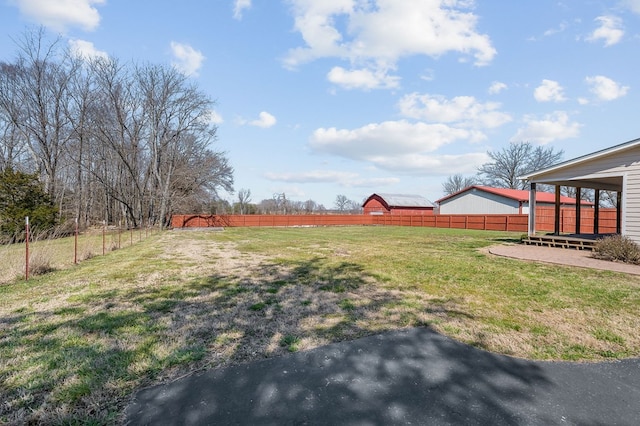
[489,236,525,244]
[10,254,629,425]
[125,255,640,425]
[126,326,598,425]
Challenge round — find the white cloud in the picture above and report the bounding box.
[12,0,105,32]
[347,176,401,187]
[233,0,251,20]
[534,79,566,102]
[209,110,224,125]
[488,81,507,95]
[623,0,640,14]
[308,119,491,174]
[397,93,512,129]
[265,170,358,183]
[68,39,108,59]
[170,42,205,76]
[420,69,436,82]
[369,152,489,175]
[511,111,581,145]
[311,121,459,158]
[264,170,401,188]
[249,111,277,128]
[304,117,493,175]
[587,15,624,47]
[327,66,400,90]
[284,0,496,90]
[585,75,629,101]
[543,21,568,37]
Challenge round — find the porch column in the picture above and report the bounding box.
[617,191,622,234]
[575,187,581,235]
[528,183,536,236]
[594,190,600,235]
[554,185,561,235]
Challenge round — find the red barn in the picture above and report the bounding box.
[363,193,435,215]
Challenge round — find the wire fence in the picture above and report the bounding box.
[0,218,156,285]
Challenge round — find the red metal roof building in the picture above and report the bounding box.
[436,186,592,215]
[363,193,435,215]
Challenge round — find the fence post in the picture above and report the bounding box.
[74,218,78,264]
[102,220,106,256]
[25,216,29,281]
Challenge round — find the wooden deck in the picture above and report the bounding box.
[522,234,613,250]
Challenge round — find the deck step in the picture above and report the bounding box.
[523,236,596,250]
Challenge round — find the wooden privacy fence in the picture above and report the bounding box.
[172,207,618,234]
[170,214,372,228]
[171,213,530,231]
[369,213,529,231]
[534,206,617,234]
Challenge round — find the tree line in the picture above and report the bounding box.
[0,28,233,233]
[208,190,363,215]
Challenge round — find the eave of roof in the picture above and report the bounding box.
[518,137,640,181]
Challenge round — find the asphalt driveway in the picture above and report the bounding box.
[125,327,640,425]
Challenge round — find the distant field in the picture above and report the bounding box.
[1,226,639,424]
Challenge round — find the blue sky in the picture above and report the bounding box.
[1,1,639,208]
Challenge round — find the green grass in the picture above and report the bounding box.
[0,227,154,284]
[279,335,301,352]
[0,226,639,424]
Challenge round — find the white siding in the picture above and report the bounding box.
[532,147,640,183]
[528,144,640,244]
[439,190,520,214]
[624,166,640,244]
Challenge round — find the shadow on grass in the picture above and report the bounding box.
[1,256,476,424]
[490,236,526,244]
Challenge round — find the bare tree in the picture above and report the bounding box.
[334,194,350,212]
[348,199,363,213]
[272,192,289,214]
[236,188,251,214]
[0,28,234,229]
[257,198,277,214]
[90,57,147,227]
[442,174,477,195]
[303,199,317,213]
[0,28,72,204]
[478,142,564,189]
[599,190,618,208]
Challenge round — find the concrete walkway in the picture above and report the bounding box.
[125,327,640,425]
[488,244,640,275]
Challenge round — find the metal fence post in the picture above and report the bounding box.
[25,216,29,281]
[74,218,78,264]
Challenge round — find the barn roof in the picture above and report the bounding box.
[363,193,434,208]
[435,186,592,205]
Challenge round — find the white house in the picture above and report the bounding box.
[519,138,640,242]
[436,186,588,215]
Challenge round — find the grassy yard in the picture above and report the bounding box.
[0,227,150,284]
[1,226,639,424]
